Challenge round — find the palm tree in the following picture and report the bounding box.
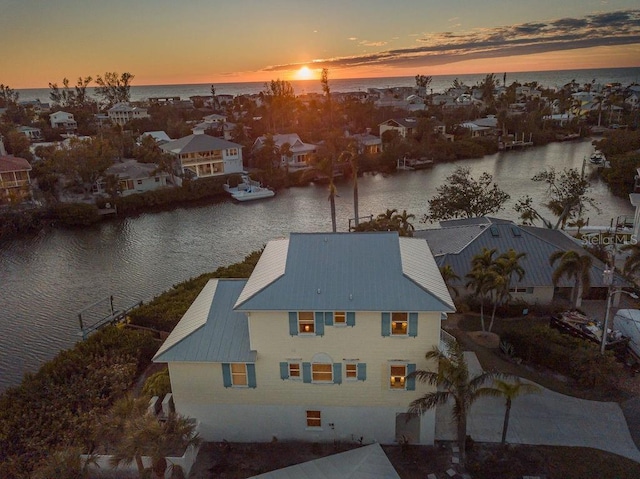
[487,249,526,332]
[621,243,640,278]
[395,209,415,237]
[107,397,201,479]
[466,248,497,331]
[440,264,461,298]
[549,250,593,308]
[338,140,361,227]
[491,378,540,444]
[407,337,502,463]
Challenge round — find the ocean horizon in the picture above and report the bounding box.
[14,66,640,104]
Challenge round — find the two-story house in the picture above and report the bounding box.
[160,131,243,179]
[49,111,77,132]
[0,154,33,205]
[153,232,455,445]
[108,103,150,126]
[253,133,317,171]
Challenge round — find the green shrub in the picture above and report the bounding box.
[501,323,622,389]
[142,367,171,398]
[46,203,101,226]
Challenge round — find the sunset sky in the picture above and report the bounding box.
[1,0,639,89]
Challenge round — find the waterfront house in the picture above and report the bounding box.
[253,133,317,171]
[94,159,170,197]
[379,118,419,139]
[153,232,455,445]
[349,130,382,155]
[49,111,77,132]
[107,103,150,126]
[160,131,243,179]
[414,217,621,306]
[17,126,43,142]
[0,154,32,205]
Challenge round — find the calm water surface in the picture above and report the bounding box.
[0,138,634,392]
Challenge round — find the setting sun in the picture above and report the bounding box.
[295,66,314,80]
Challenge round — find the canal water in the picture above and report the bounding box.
[0,138,634,392]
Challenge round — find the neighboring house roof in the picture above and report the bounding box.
[350,132,382,146]
[141,131,171,142]
[247,443,400,479]
[414,218,619,289]
[379,118,419,129]
[0,155,32,173]
[234,232,454,312]
[108,102,146,113]
[153,279,255,363]
[160,133,242,155]
[49,111,73,119]
[105,159,167,180]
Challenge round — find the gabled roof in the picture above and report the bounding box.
[106,159,167,180]
[248,443,400,479]
[379,118,419,128]
[160,133,241,155]
[234,232,454,312]
[153,279,255,363]
[415,218,618,288]
[0,155,32,173]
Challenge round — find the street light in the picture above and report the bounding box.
[601,265,638,354]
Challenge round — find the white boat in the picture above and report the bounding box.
[224,174,275,202]
[589,151,606,165]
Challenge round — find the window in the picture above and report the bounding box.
[312,363,333,382]
[299,311,315,334]
[306,410,321,428]
[289,362,301,378]
[334,311,346,325]
[391,312,408,335]
[222,363,256,388]
[390,365,407,389]
[137,180,143,185]
[345,363,357,379]
[231,363,248,386]
[155,177,160,182]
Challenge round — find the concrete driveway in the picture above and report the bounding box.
[435,352,640,462]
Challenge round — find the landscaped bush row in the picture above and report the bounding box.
[501,324,623,389]
[0,326,156,478]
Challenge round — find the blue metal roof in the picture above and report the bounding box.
[153,279,255,363]
[416,218,623,288]
[234,232,454,312]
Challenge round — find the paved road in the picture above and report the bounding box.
[435,352,640,462]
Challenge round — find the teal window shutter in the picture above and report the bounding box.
[302,362,311,383]
[346,311,355,327]
[247,364,257,388]
[289,312,298,336]
[333,363,342,384]
[222,363,232,388]
[314,312,325,336]
[406,363,416,391]
[357,363,366,381]
[408,312,418,337]
[324,312,334,326]
[279,362,289,380]
[381,312,390,337]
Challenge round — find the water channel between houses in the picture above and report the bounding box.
[0,138,634,392]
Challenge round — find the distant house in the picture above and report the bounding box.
[140,131,172,144]
[17,126,43,142]
[160,132,243,179]
[0,154,32,205]
[153,232,455,445]
[414,217,622,306]
[94,159,170,197]
[379,118,419,139]
[49,111,77,132]
[460,116,499,137]
[107,103,150,126]
[253,133,317,171]
[349,131,382,155]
